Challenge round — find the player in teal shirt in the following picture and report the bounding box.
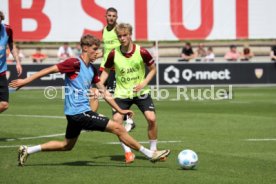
[10,34,170,166]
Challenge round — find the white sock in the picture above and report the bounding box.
[125,117,133,124]
[150,139,157,151]
[27,145,42,154]
[121,142,131,153]
[139,146,154,158]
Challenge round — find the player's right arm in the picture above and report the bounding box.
[99,68,109,85]
[6,26,23,76]
[99,49,115,85]
[9,65,59,89]
[10,58,79,89]
[96,82,134,118]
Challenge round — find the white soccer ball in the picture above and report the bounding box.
[177,149,198,170]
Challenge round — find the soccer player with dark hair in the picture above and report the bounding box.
[9,34,170,166]
[100,23,163,164]
[0,10,22,113]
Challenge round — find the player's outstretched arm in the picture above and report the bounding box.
[96,82,134,118]
[9,65,59,89]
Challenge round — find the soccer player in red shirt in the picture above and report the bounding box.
[0,11,22,113]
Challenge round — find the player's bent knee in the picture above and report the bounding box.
[147,116,156,124]
[62,139,76,151]
[145,111,156,124]
[63,146,73,151]
[112,114,124,124]
[63,144,74,151]
[0,102,9,112]
[106,120,126,135]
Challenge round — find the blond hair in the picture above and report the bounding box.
[80,34,100,48]
[115,23,133,35]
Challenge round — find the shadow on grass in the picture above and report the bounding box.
[26,161,166,168]
[177,168,198,171]
[24,155,167,168]
[0,138,10,142]
[93,155,148,162]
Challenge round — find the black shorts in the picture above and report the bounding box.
[0,75,9,102]
[65,111,109,139]
[114,94,155,114]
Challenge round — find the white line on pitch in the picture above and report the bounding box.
[5,133,65,142]
[0,145,25,148]
[105,140,182,145]
[0,140,182,149]
[245,138,276,141]
[4,131,90,142]
[2,114,65,119]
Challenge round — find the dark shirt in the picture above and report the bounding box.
[182,47,194,56]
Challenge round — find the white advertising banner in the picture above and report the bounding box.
[1,0,275,41]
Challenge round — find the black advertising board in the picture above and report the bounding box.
[7,62,276,87]
[158,62,276,85]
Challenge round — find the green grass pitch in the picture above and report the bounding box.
[0,87,276,184]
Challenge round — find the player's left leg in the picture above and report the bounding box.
[40,138,78,151]
[112,98,136,163]
[78,110,141,164]
[105,120,140,150]
[135,94,158,151]
[105,119,170,162]
[0,101,8,112]
[144,111,158,151]
[18,113,86,166]
[18,138,79,166]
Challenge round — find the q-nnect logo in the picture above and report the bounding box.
[164,65,231,84]
[164,66,180,84]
